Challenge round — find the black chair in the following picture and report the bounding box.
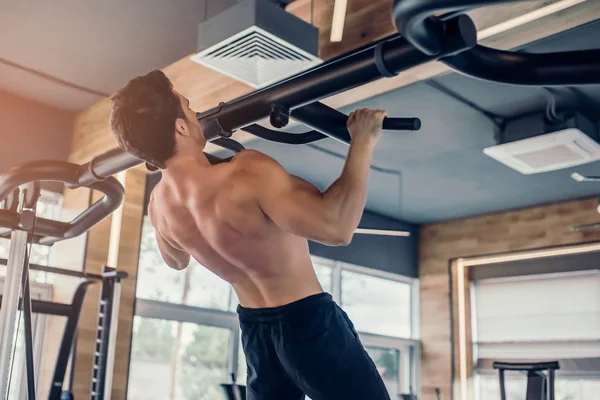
[494,361,559,400]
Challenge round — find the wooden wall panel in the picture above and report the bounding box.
[110,168,145,399]
[419,197,600,400]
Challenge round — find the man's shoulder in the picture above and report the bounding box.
[233,149,271,162]
[232,150,280,171]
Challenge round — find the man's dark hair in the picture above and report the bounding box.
[110,70,184,169]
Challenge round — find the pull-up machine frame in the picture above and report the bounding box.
[0,0,599,398]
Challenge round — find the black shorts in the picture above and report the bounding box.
[237,293,391,400]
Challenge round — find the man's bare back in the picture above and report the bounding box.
[148,150,324,308]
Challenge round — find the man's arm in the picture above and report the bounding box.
[253,108,386,246]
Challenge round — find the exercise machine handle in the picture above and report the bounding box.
[0,160,124,244]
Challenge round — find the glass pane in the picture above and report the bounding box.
[477,372,528,400]
[137,219,186,303]
[186,266,232,311]
[556,379,600,399]
[28,198,58,267]
[128,317,177,400]
[0,239,9,261]
[365,347,400,397]
[341,270,411,338]
[136,217,232,311]
[0,199,56,278]
[313,261,332,293]
[236,335,247,386]
[229,288,240,312]
[179,324,231,400]
[128,317,232,400]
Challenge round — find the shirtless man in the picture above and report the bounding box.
[111,70,391,400]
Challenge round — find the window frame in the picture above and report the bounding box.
[452,242,600,400]
[135,298,241,379]
[311,256,421,395]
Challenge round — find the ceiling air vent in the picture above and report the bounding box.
[484,111,600,174]
[484,128,600,175]
[191,0,322,89]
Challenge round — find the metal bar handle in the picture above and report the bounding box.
[292,102,421,145]
[0,160,124,244]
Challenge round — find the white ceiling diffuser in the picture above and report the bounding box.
[484,129,600,175]
[192,0,322,89]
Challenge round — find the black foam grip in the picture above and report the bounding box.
[383,117,421,131]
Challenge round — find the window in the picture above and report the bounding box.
[136,216,235,311]
[366,347,401,395]
[472,271,600,400]
[309,256,420,398]
[129,217,242,400]
[128,317,232,400]
[1,191,61,282]
[312,257,333,293]
[341,270,412,338]
[473,272,600,343]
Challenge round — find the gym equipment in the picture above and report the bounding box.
[494,361,560,400]
[0,261,125,400]
[0,0,599,397]
[0,182,125,399]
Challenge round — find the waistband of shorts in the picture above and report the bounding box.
[237,292,333,323]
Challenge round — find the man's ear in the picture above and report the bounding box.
[175,117,189,137]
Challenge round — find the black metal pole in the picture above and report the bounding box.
[443,45,600,86]
[207,33,463,133]
[0,259,104,281]
[0,296,74,317]
[547,368,555,400]
[21,263,36,400]
[67,331,77,394]
[498,369,506,400]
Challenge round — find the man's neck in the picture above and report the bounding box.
[164,152,210,170]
